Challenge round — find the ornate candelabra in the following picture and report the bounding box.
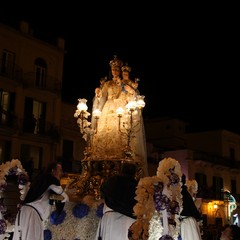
[72,99,104,199]
[116,95,145,159]
[74,98,101,158]
[72,95,145,199]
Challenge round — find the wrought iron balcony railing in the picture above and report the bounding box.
[0,57,62,94]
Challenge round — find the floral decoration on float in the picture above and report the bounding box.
[0,159,30,240]
[46,195,104,240]
[128,157,183,240]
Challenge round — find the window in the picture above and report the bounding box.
[23,97,46,134]
[195,173,207,198]
[0,90,10,124]
[0,90,16,127]
[35,58,47,87]
[212,176,223,200]
[1,50,15,78]
[20,144,43,171]
[0,140,11,163]
[231,179,237,194]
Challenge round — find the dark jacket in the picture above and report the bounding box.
[180,184,202,220]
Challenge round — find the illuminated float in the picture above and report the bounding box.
[48,55,149,239]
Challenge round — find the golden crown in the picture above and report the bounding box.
[109,55,123,68]
[122,62,131,72]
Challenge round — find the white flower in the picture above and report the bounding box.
[0,159,31,236]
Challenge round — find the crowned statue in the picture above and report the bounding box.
[69,55,148,200]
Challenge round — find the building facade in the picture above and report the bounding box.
[0,20,85,175]
[145,117,240,235]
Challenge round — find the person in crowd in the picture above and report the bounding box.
[187,179,202,213]
[91,55,148,177]
[180,174,202,240]
[219,224,240,240]
[95,162,138,240]
[12,161,69,240]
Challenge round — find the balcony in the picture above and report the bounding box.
[0,112,60,142]
[22,72,62,95]
[193,151,238,168]
[0,58,61,94]
[0,60,23,84]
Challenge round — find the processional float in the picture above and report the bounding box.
[67,55,147,201]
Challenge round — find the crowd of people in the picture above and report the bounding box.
[10,159,240,240]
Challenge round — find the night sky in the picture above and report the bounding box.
[0,4,239,133]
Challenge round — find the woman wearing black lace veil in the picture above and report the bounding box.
[180,174,202,240]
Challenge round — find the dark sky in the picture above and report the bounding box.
[0,4,239,133]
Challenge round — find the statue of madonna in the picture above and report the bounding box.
[90,55,148,178]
